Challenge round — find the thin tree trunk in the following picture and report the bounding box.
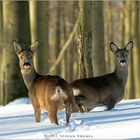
[109,2,114,72]
[29,1,50,74]
[83,1,93,78]
[104,2,114,73]
[63,7,68,80]
[49,19,78,73]
[131,1,140,98]
[72,2,79,81]
[119,8,125,47]
[78,0,93,78]
[92,1,106,76]
[3,1,30,104]
[124,1,135,99]
[0,2,3,105]
[61,2,66,79]
[56,1,61,76]
[66,1,76,82]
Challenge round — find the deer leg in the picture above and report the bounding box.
[65,102,71,124]
[34,109,41,122]
[79,105,85,113]
[106,99,116,110]
[29,94,41,122]
[107,104,115,110]
[48,107,58,125]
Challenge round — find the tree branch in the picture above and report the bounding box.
[49,17,79,73]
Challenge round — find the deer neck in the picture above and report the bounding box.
[21,68,37,90]
[114,66,128,85]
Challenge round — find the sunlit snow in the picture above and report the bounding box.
[0,97,140,139]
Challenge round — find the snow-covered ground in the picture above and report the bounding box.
[0,97,140,139]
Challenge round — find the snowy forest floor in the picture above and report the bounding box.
[0,98,140,139]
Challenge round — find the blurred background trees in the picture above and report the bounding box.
[0,0,140,105]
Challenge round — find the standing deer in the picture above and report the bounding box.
[13,41,78,124]
[71,41,133,112]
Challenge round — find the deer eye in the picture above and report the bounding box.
[21,56,23,59]
[116,54,119,57]
[125,54,128,57]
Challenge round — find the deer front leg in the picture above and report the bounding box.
[29,94,41,122]
[65,102,71,124]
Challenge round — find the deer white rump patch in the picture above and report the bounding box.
[73,88,81,96]
[51,86,68,101]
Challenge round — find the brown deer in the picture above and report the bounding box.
[13,41,78,124]
[71,41,133,112]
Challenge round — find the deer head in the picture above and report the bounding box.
[110,41,133,70]
[13,41,39,75]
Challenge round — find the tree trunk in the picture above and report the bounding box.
[66,1,76,82]
[83,1,93,78]
[92,1,106,76]
[131,1,140,98]
[119,7,125,47]
[55,1,61,76]
[124,1,135,99]
[104,2,114,73]
[60,2,66,79]
[3,1,30,104]
[78,0,93,78]
[29,1,50,74]
[0,2,3,105]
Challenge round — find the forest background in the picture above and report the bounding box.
[0,1,139,105]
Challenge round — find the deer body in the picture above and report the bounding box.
[14,41,78,124]
[71,41,133,112]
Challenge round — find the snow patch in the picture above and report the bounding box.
[0,98,140,139]
[7,97,30,106]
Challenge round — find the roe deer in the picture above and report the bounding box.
[13,41,78,124]
[71,41,133,112]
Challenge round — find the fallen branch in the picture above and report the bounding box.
[49,17,79,73]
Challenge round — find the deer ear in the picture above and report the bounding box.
[110,42,118,53]
[13,41,22,54]
[30,41,39,52]
[125,41,133,51]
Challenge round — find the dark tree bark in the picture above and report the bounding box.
[3,1,30,104]
[78,0,93,78]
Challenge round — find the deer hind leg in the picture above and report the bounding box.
[65,102,71,124]
[34,108,41,122]
[78,104,85,113]
[107,104,115,110]
[48,106,58,125]
[74,95,87,112]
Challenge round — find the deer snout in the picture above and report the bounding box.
[23,62,31,68]
[120,60,127,68]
